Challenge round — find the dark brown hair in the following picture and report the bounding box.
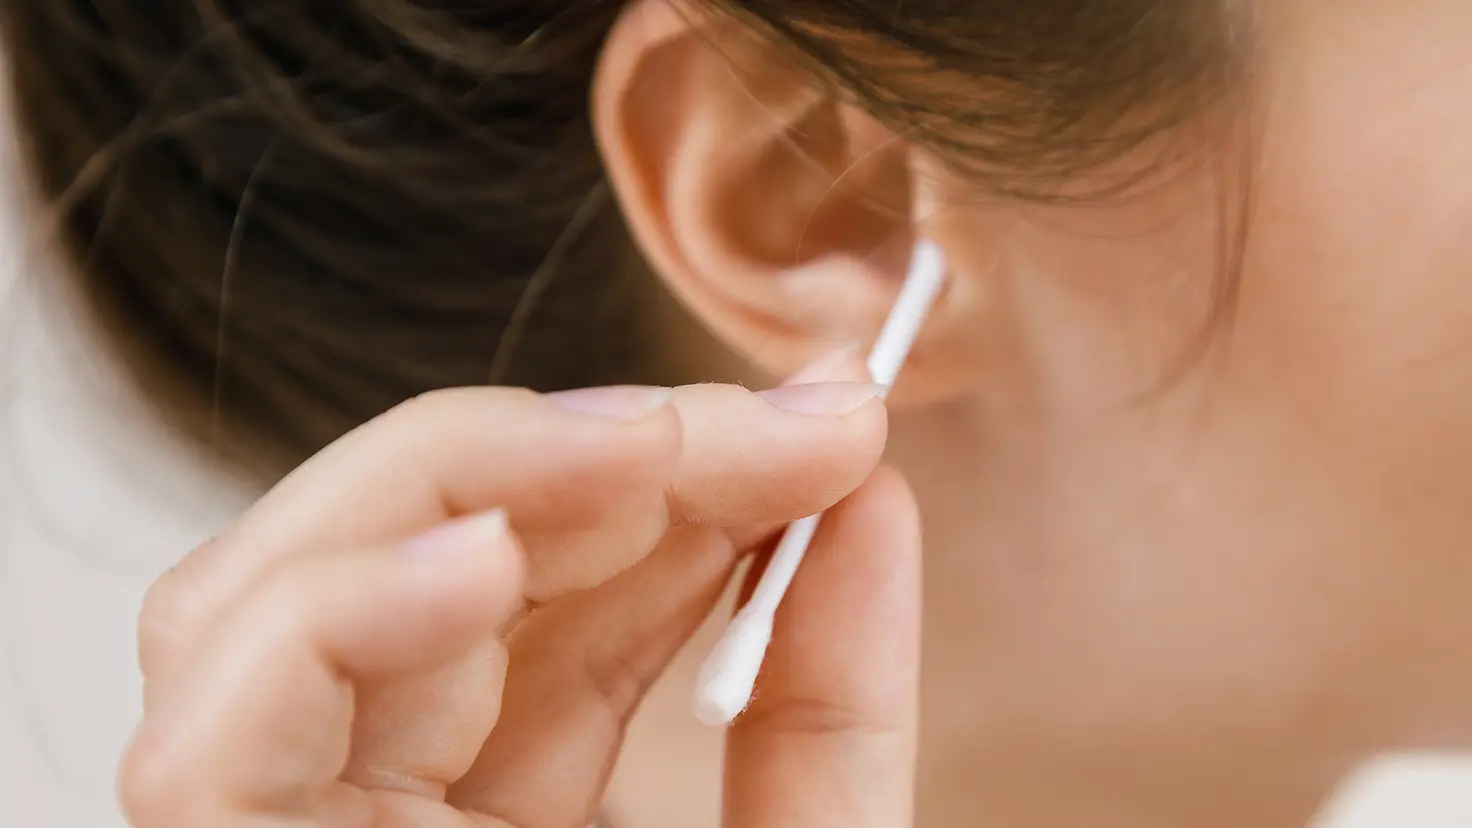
[0,0,1241,476]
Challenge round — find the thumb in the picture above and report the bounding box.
[723,467,922,828]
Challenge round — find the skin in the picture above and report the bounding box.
[593,0,1472,826]
[120,375,920,828]
[121,0,1472,827]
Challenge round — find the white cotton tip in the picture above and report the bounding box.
[692,608,775,727]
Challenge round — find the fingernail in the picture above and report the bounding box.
[546,386,672,419]
[757,382,884,416]
[403,509,509,556]
[784,342,863,385]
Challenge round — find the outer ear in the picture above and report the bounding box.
[593,0,922,381]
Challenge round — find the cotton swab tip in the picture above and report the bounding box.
[692,608,774,726]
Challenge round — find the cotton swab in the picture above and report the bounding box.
[692,239,948,727]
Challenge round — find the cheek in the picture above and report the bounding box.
[1199,98,1472,742]
[949,113,1472,762]
[1238,10,1472,570]
[952,341,1472,765]
[929,6,1472,764]
[1249,0,1472,415]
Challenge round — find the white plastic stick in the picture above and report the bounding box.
[693,239,947,727]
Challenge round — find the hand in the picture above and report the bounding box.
[117,376,922,828]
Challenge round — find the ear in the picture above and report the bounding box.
[593,0,983,397]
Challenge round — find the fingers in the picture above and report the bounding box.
[120,512,523,828]
[231,379,883,561]
[341,638,509,796]
[147,385,681,655]
[141,380,884,684]
[724,467,922,828]
[447,525,739,828]
[664,381,884,525]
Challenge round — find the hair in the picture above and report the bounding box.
[0,0,1243,478]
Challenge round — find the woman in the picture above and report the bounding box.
[3,1,1472,826]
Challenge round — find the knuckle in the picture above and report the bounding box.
[388,386,531,427]
[135,570,192,679]
[391,386,470,420]
[663,484,695,526]
[578,645,649,728]
[117,731,191,827]
[136,535,230,678]
[737,695,906,741]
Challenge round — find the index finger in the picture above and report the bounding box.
[230,379,883,574]
[143,381,886,675]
